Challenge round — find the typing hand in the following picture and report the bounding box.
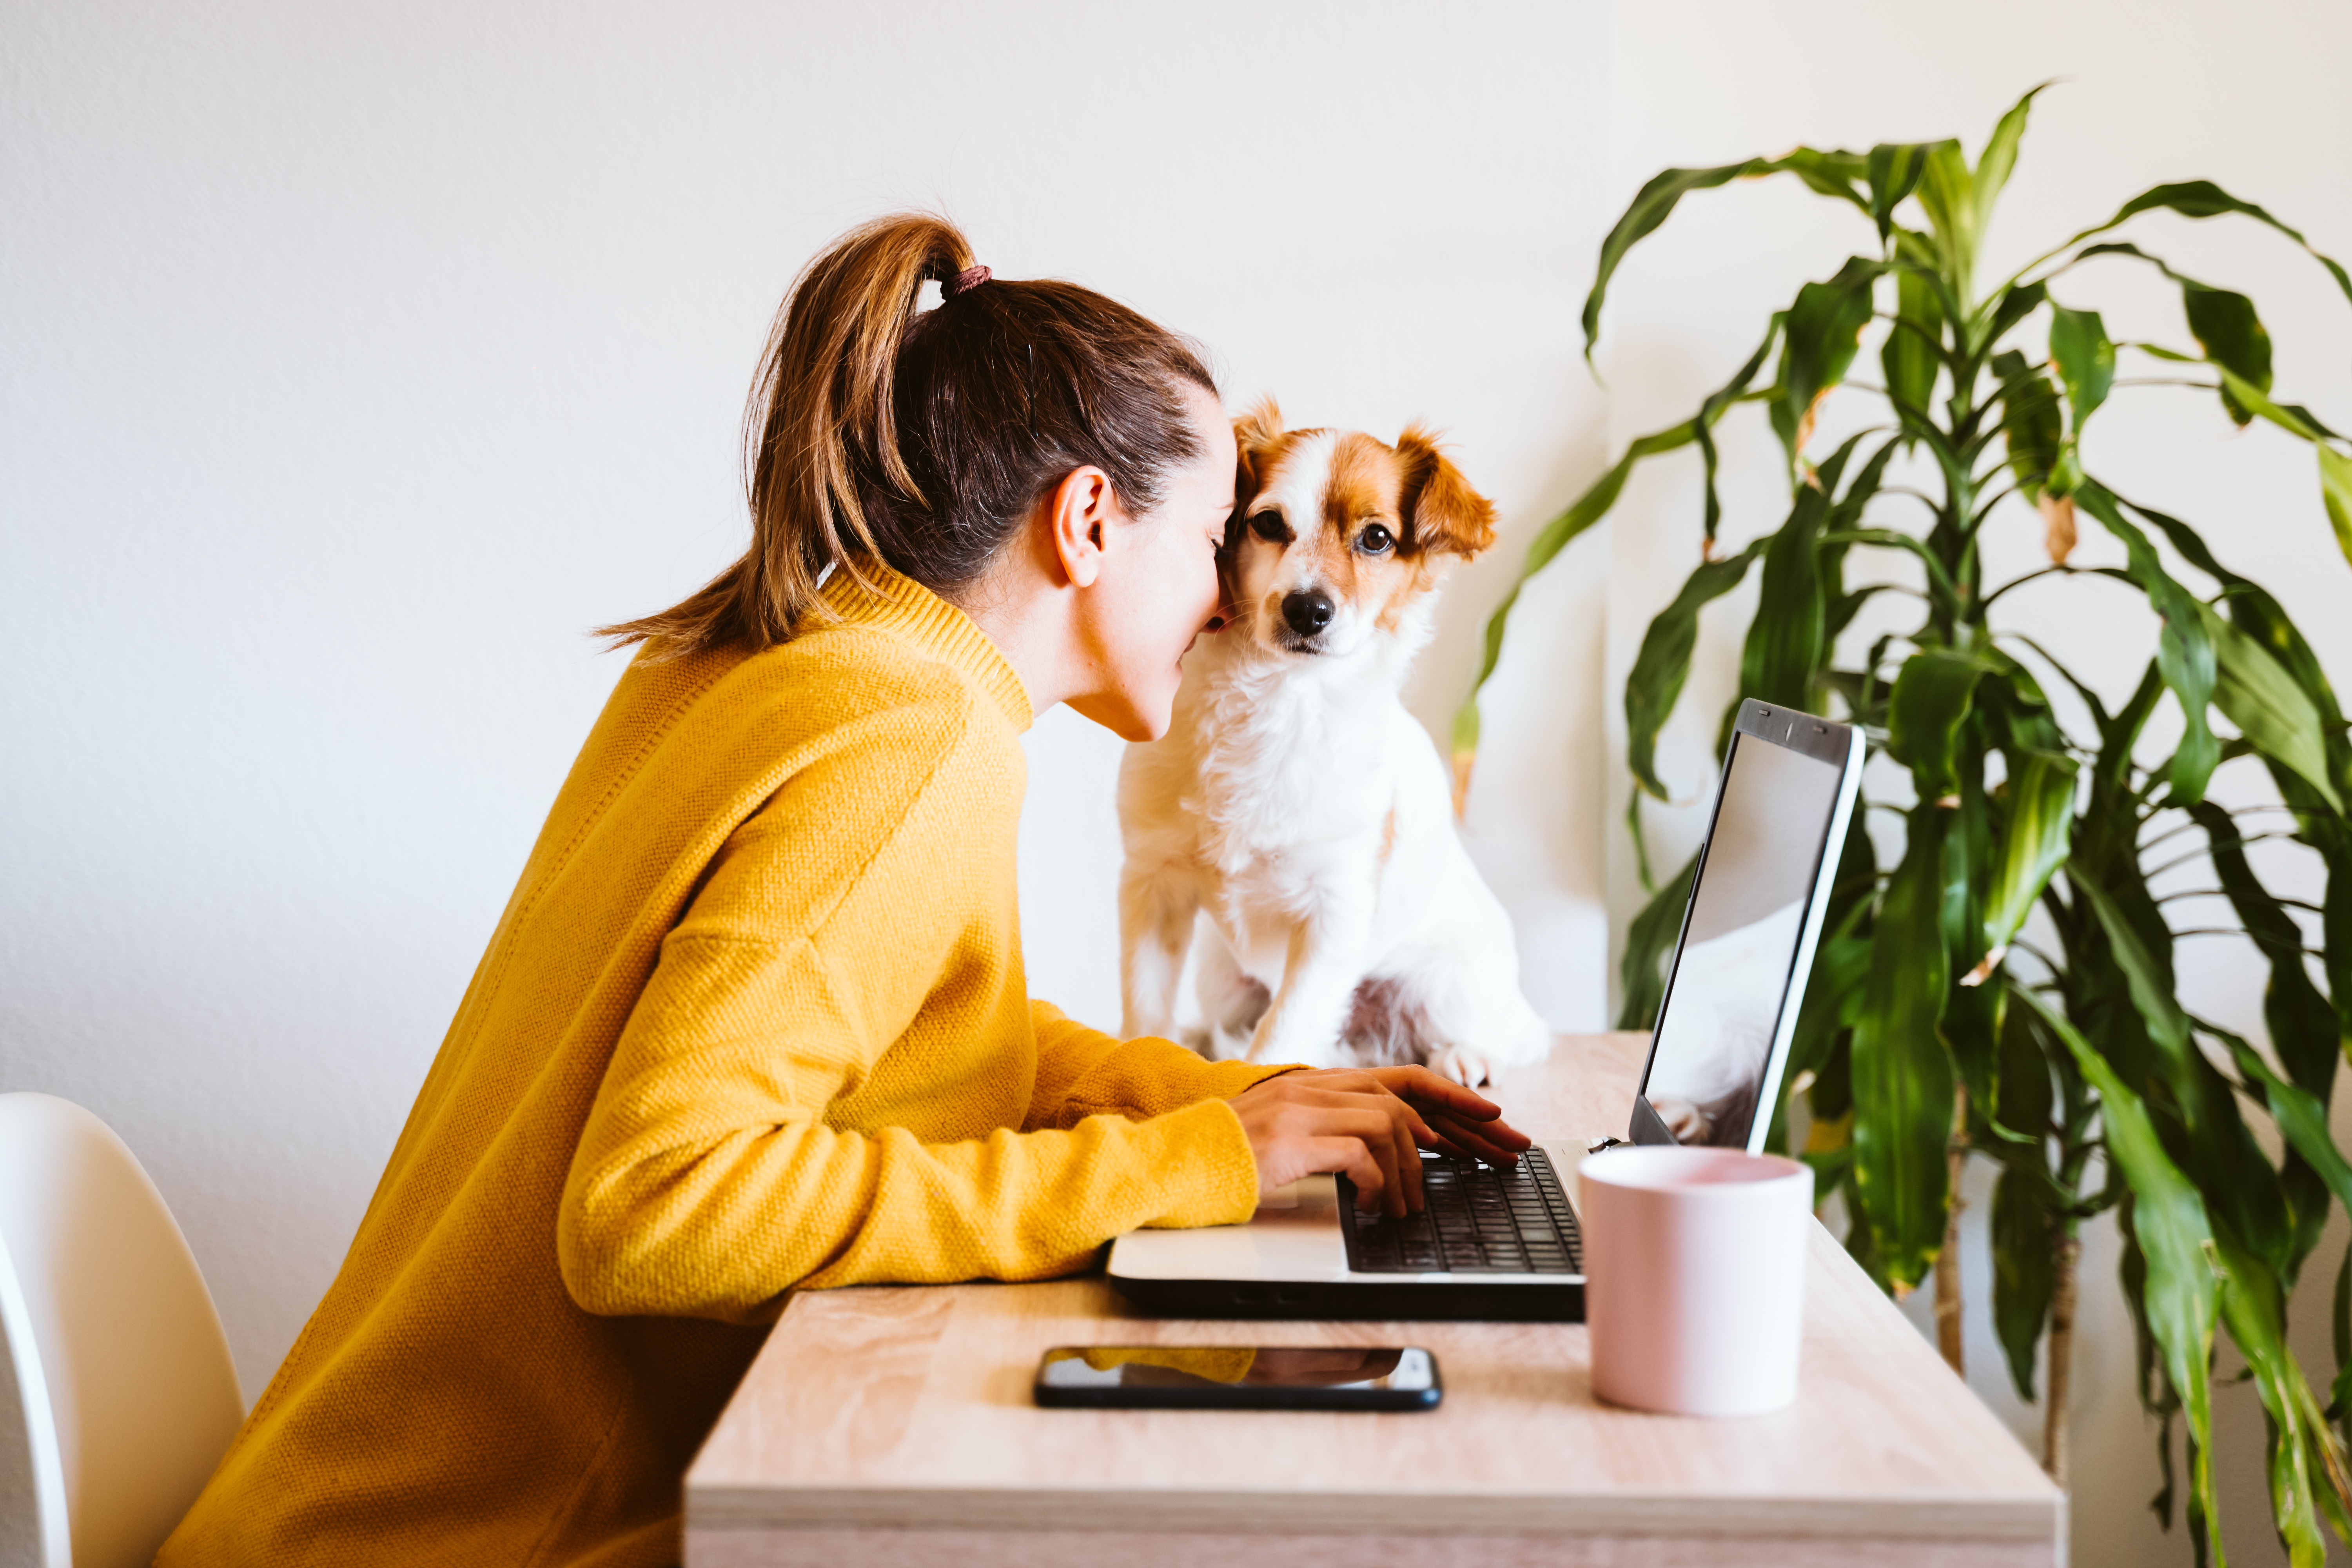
[1356,1065,1532,1168]
[1227,1067,1532,1218]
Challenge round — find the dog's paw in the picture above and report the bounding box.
[1428,1045,1494,1089]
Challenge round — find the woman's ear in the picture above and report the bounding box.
[1394,422,1497,559]
[1044,465,1116,587]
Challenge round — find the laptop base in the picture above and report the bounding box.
[1107,1274,1583,1322]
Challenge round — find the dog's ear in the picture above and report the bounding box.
[1233,395,1285,468]
[1395,422,1496,559]
[1227,396,1285,554]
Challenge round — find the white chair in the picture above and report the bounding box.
[0,1095,243,1568]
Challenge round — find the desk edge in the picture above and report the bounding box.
[685,1484,2062,1542]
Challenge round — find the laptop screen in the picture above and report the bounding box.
[1639,722,1848,1150]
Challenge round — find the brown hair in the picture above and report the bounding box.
[599,213,1218,657]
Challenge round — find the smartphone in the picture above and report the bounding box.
[1032,1345,1441,1410]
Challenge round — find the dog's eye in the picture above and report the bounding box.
[1356,523,1396,556]
[1249,511,1294,545]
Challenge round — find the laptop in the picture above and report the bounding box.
[1106,698,1864,1321]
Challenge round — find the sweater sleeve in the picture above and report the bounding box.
[1024,1000,1294,1130]
[554,696,1267,1324]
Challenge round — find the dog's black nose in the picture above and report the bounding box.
[1281,590,1334,635]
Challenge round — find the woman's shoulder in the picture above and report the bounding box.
[757,617,1018,751]
[603,619,1016,782]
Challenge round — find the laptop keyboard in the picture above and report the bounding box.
[1336,1147,1583,1275]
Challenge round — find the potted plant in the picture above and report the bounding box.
[1454,85,2352,1563]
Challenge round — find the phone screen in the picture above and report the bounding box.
[1033,1346,1439,1410]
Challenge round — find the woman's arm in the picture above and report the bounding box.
[552,691,1271,1323]
[1024,999,1292,1128]
[556,929,1265,1322]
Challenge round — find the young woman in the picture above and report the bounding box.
[160,214,1529,1567]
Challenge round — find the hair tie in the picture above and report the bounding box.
[946,264,991,298]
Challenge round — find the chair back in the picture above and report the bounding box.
[0,1095,243,1568]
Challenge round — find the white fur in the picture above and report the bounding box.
[1116,473,1551,1085]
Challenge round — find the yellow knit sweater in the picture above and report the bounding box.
[160,563,1285,1567]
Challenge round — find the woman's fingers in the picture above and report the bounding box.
[1383,1098,1424,1214]
[1228,1077,1434,1214]
[1302,1136,1388,1209]
[1228,1068,1537,1214]
[1369,1065,1507,1123]
[1282,1082,1439,1151]
[1426,1103,1533,1154]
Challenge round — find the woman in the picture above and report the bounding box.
[160,214,1528,1566]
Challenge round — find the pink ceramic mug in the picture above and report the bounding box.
[1579,1145,1813,1416]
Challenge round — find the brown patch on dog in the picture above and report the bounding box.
[1395,423,1497,558]
[1319,429,1449,637]
[1227,402,1500,643]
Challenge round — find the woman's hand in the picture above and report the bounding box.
[1225,1066,1533,1218]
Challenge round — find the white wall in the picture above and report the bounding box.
[3,4,2346,1564]
[2,0,1612,1392]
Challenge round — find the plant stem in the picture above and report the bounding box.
[1936,1083,1969,1375]
[2044,1227,2082,1488]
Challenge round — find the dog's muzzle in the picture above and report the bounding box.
[1278,589,1334,651]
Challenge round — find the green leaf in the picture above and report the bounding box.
[1886,647,1994,801]
[1994,349,2067,501]
[2076,244,2272,426]
[2132,340,2345,446]
[2210,1230,2345,1565]
[2228,1249,2343,1564]
[2082,877,2298,1279]
[2120,495,2352,809]
[2193,809,2345,1102]
[1775,257,1887,469]
[1913,140,1978,301]
[1616,852,1698,1031]
[1883,264,1946,424]
[2074,481,2221,802]
[2213,363,2338,445]
[2335,1245,2352,1435]
[2096,180,2352,310]
[2321,446,2352,572]
[2183,284,2275,423]
[2013,982,2225,1561]
[1971,83,2052,242]
[1583,152,1870,360]
[1980,279,2050,359]
[1867,143,1929,239]
[1992,1163,2056,1402]
[1818,526,1965,614]
[1976,749,2079,977]
[1624,539,1769,800]
[2201,605,2345,813]
[1849,806,1955,1290]
[2049,304,2115,431]
[1994,980,2057,1146]
[1697,316,1786,547]
[1452,417,1706,791]
[2214,1021,2352,1262]
[1742,434,1871,709]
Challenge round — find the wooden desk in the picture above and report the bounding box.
[686,1034,2063,1567]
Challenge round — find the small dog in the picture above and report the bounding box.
[1116,401,1552,1086]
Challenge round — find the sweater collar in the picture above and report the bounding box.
[817,560,1034,731]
